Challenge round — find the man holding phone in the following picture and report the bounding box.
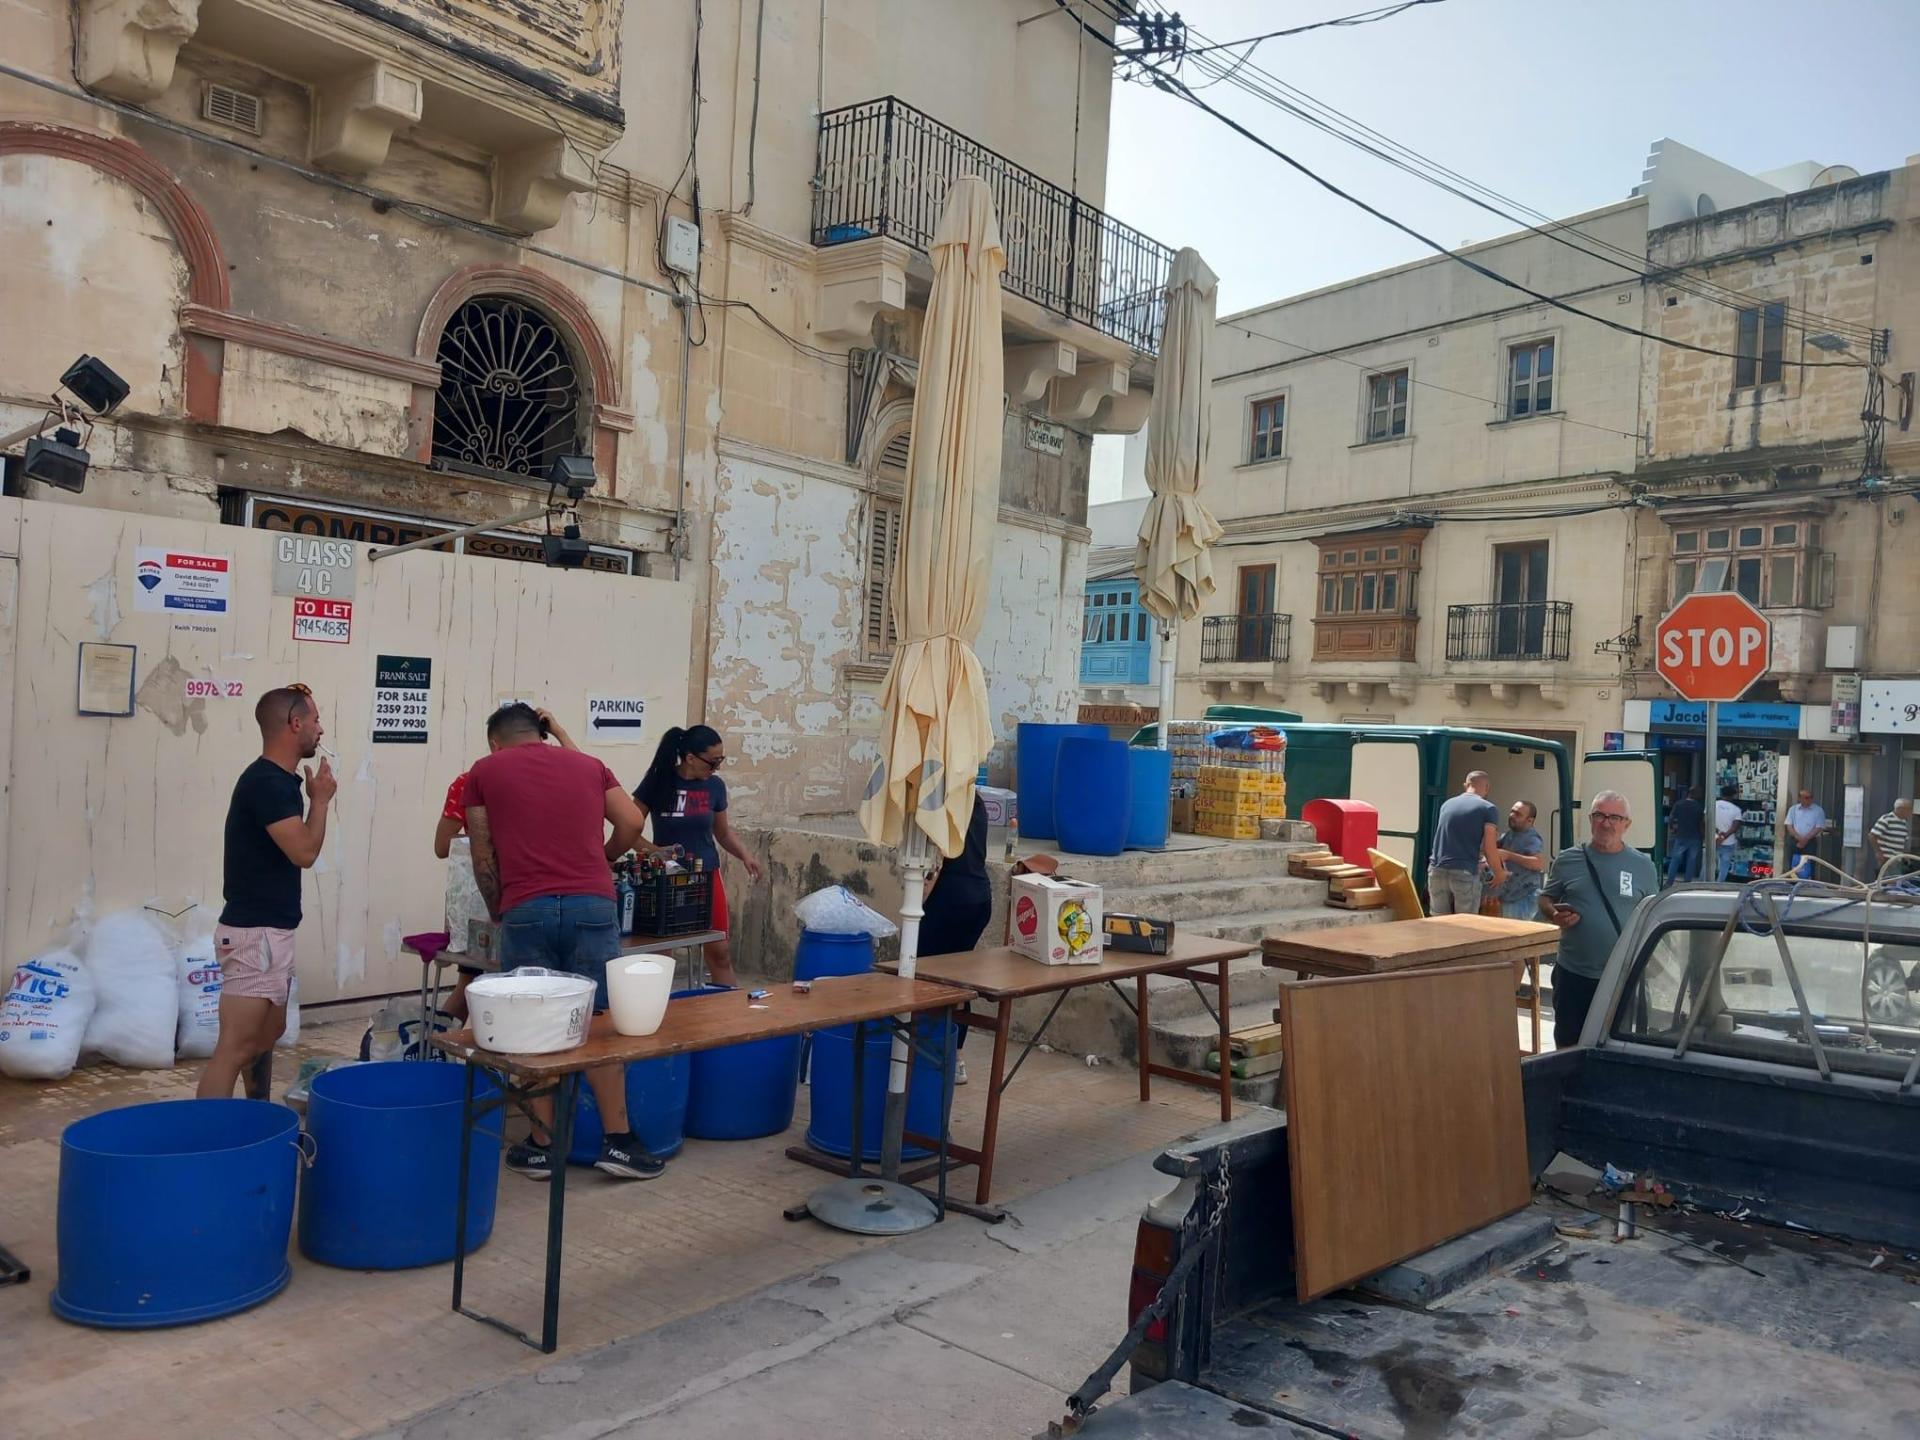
[1539,789,1657,1049]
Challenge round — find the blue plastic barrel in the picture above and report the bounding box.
[299,1061,501,1270]
[1016,722,1105,840]
[566,1054,692,1164]
[1126,746,1173,851]
[54,1099,301,1327]
[1054,737,1133,856]
[681,985,803,1140]
[793,928,875,982]
[805,1018,952,1161]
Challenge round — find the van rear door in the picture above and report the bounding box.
[1349,737,1423,870]
[1581,749,1663,867]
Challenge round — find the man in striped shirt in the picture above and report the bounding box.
[1869,799,1914,878]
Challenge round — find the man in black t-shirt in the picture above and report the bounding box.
[198,685,335,1099]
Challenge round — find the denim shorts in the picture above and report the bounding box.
[499,894,621,1012]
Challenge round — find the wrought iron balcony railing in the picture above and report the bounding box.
[1445,601,1573,662]
[1202,613,1292,664]
[813,97,1175,353]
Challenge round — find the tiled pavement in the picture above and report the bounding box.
[0,1015,1222,1440]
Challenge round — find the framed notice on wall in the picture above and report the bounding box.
[77,642,136,716]
[372,655,431,743]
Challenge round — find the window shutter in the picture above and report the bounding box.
[865,498,902,655]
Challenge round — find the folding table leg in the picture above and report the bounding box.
[975,1000,1013,1206]
[1216,959,1233,1122]
[451,1060,477,1313]
[540,1072,579,1354]
[1136,974,1151,1103]
[849,1020,865,1179]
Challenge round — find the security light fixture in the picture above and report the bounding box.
[542,524,591,568]
[22,429,91,492]
[546,454,596,502]
[59,355,130,415]
[1807,333,1851,353]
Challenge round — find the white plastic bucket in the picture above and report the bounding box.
[607,958,672,1037]
[466,969,595,1054]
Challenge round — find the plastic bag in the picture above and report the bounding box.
[445,836,487,955]
[82,911,178,1069]
[174,930,223,1060]
[794,885,899,938]
[358,999,454,1062]
[0,948,96,1080]
[277,976,300,1048]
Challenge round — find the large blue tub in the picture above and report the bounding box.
[54,1099,302,1327]
[805,1018,952,1162]
[793,928,875,983]
[1054,737,1133,856]
[1015,722,1105,840]
[682,985,802,1140]
[565,1054,692,1164]
[298,1062,501,1270]
[1126,746,1173,851]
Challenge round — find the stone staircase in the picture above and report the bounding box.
[986,838,1388,1108]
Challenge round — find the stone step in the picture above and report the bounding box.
[992,838,1314,890]
[1098,874,1332,922]
[1147,998,1291,1110]
[1191,903,1389,949]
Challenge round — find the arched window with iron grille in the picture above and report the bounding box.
[430,296,585,481]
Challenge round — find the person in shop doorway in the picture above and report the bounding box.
[1486,800,1547,920]
[919,794,993,1084]
[1665,786,1704,887]
[1786,787,1828,875]
[1869,798,1916,878]
[629,725,763,988]
[434,709,579,1020]
[1714,785,1744,882]
[199,685,334,1100]
[465,703,658,1181]
[1427,771,1507,914]
[1539,789,1657,1049]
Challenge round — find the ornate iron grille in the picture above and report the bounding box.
[431,297,582,480]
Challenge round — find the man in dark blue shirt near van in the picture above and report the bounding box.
[1428,771,1507,914]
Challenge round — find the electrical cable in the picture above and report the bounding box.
[1182,0,1450,58]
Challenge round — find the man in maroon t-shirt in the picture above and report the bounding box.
[465,703,654,1180]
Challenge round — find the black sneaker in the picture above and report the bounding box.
[506,1140,553,1180]
[594,1134,665,1180]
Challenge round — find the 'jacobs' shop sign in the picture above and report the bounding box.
[242,495,636,576]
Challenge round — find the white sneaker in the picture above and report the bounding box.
[954,1056,969,1085]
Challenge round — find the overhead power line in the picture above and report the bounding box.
[1183,0,1450,58]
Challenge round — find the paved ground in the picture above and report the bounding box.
[0,1009,1221,1440]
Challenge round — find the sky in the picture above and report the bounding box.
[1087,0,1920,501]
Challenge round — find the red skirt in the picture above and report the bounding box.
[708,867,729,936]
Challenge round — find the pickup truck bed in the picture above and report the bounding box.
[1081,1190,1920,1438]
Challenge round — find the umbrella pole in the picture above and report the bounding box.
[1157,621,1176,748]
[880,825,930,1179]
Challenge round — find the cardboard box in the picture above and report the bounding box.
[1171,795,1195,833]
[978,785,1018,828]
[1105,912,1174,954]
[1011,873,1104,964]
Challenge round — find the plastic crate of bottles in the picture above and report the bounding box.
[630,862,714,937]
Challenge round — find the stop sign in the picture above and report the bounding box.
[1655,592,1772,702]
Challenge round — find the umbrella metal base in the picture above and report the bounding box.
[803,1178,939,1235]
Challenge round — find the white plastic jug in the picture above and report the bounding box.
[607,958,672,1037]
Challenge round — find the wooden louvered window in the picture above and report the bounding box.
[864,497,903,658]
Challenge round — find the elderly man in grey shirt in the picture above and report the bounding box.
[1540,788,1658,1048]
[1428,771,1507,915]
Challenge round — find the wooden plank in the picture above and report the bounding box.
[1279,961,1529,1302]
[1263,914,1560,973]
[433,974,974,1078]
[1229,1021,1287,1057]
[1206,1048,1285,1078]
[879,934,1252,1000]
[1326,886,1387,910]
[1287,850,1335,877]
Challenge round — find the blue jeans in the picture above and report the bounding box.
[1716,845,1738,882]
[1665,840,1700,885]
[500,894,621,1012]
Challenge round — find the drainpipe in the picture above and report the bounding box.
[674,293,693,581]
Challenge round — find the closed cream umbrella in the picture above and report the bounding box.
[824,175,1003,1228]
[1134,247,1223,746]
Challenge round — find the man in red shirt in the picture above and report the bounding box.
[465,703,654,1180]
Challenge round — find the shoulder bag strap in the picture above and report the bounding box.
[1580,846,1626,936]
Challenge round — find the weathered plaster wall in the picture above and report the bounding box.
[979,519,1088,773]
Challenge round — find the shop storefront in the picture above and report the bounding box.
[1642,699,1799,880]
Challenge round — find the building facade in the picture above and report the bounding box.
[1622,156,1920,872]
[0,1,1168,999]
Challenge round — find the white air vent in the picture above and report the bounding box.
[203,83,263,135]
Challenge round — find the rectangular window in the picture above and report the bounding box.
[1668,515,1827,608]
[864,497,902,657]
[1313,531,1421,621]
[1365,369,1409,441]
[1249,395,1286,462]
[1507,338,1555,417]
[1734,301,1787,388]
[1674,531,1698,554]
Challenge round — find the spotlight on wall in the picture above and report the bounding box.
[59,355,131,415]
[546,454,596,502]
[542,523,591,568]
[22,428,92,492]
[1807,333,1852,353]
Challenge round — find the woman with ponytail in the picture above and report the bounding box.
[630,724,761,986]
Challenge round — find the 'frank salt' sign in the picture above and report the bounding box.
[586,695,648,744]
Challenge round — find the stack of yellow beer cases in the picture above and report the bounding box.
[1194,764,1283,840]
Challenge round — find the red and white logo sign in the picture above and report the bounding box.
[1655,592,1771,702]
[1014,895,1039,939]
[293,596,353,645]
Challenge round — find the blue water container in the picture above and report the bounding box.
[299,1061,501,1270]
[681,985,803,1140]
[793,928,876,983]
[1054,737,1133,856]
[1126,746,1174,851]
[1015,722,1106,840]
[54,1099,301,1327]
[566,1054,692,1164]
[805,1018,952,1161]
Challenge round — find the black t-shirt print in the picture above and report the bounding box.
[220,756,306,929]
